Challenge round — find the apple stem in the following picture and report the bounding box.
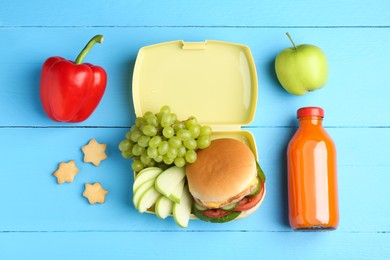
[286,32,297,50]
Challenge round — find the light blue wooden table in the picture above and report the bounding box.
[1,1,389,259]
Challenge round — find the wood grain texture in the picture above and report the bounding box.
[0,128,388,233]
[1,28,390,127]
[0,0,389,259]
[0,232,389,259]
[1,0,389,27]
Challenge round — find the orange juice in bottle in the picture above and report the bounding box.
[287,107,339,230]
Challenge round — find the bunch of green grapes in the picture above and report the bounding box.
[119,105,212,172]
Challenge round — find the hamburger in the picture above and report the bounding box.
[186,138,266,223]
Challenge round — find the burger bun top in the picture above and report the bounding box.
[186,138,257,205]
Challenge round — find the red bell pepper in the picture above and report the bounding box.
[40,35,107,122]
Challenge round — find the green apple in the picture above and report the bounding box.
[275,33,328,96]
[133,167,162,192]
[155,196,173,219]
[168,178,185,204]
[133,178,155,209]
[155,166,186,199]
[137,186,161,213]
[173,185,192,228]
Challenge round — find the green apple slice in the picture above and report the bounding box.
[138,186,161,213]
[173,185,193,228]
[155,196,174,219]
[168,178,185,204]
[133,178,155,209]
[155,166,186,198]
[133,167,163,192]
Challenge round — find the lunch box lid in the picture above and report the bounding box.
[132,40,258,129]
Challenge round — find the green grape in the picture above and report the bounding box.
[132,144,144,156]
[177,145,187,157]
[146,114,158,127]
[147,146,158,159]
[122,105,213,169]
[172,121,185,132]
[160,105,171,115]
[130,130,142,142]
[197,135,211,149]
[162,126,174,138]
[200,125,212,136]
[168,136,182,148]
[146,159,156,167]
[143,111,154,119]
[154,154,163,163]
[170,113,178,123]
[130,125,139,132]
[177,129,192,141]
[138,123,146,132]
[132,159,144,172]
[174,157,186,167]
[161,113,173,127]
[156,112,163,124]
[121,150,133,159]
[125,131,132,140]
[183,139,197,150]
[188,124,200,138]
[142,125,157,136]
[135,117,146,126]
[140,152,152,165]
[163,155,174,165]
[137,135,151,148]
[158,141,169,155]
[119,139,132,152]
[149,136,162,148]
[185,116,198,128]
[144,111,157,126]
[185,149,197,163]
[160,114,169,127]
[166,146,178,159]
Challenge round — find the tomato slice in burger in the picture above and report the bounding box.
[193,208,241,223]
[234,181,265,212]
[201,208,232,218]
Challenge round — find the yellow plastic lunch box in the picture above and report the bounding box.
[132,40,263,217]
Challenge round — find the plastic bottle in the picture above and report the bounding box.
[287,107,339,230]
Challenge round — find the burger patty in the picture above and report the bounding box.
[195,177,259,209]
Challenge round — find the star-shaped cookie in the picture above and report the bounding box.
[82,182,108,204]
[53,160,79,184]
[81,138,107,166]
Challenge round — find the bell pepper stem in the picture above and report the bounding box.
[75,35,104,65]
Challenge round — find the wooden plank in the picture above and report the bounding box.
[0,231,388,259]
[1,27,390,127]
[1,0,389,27]
[1,0,389,259]
[0,127,388,232]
